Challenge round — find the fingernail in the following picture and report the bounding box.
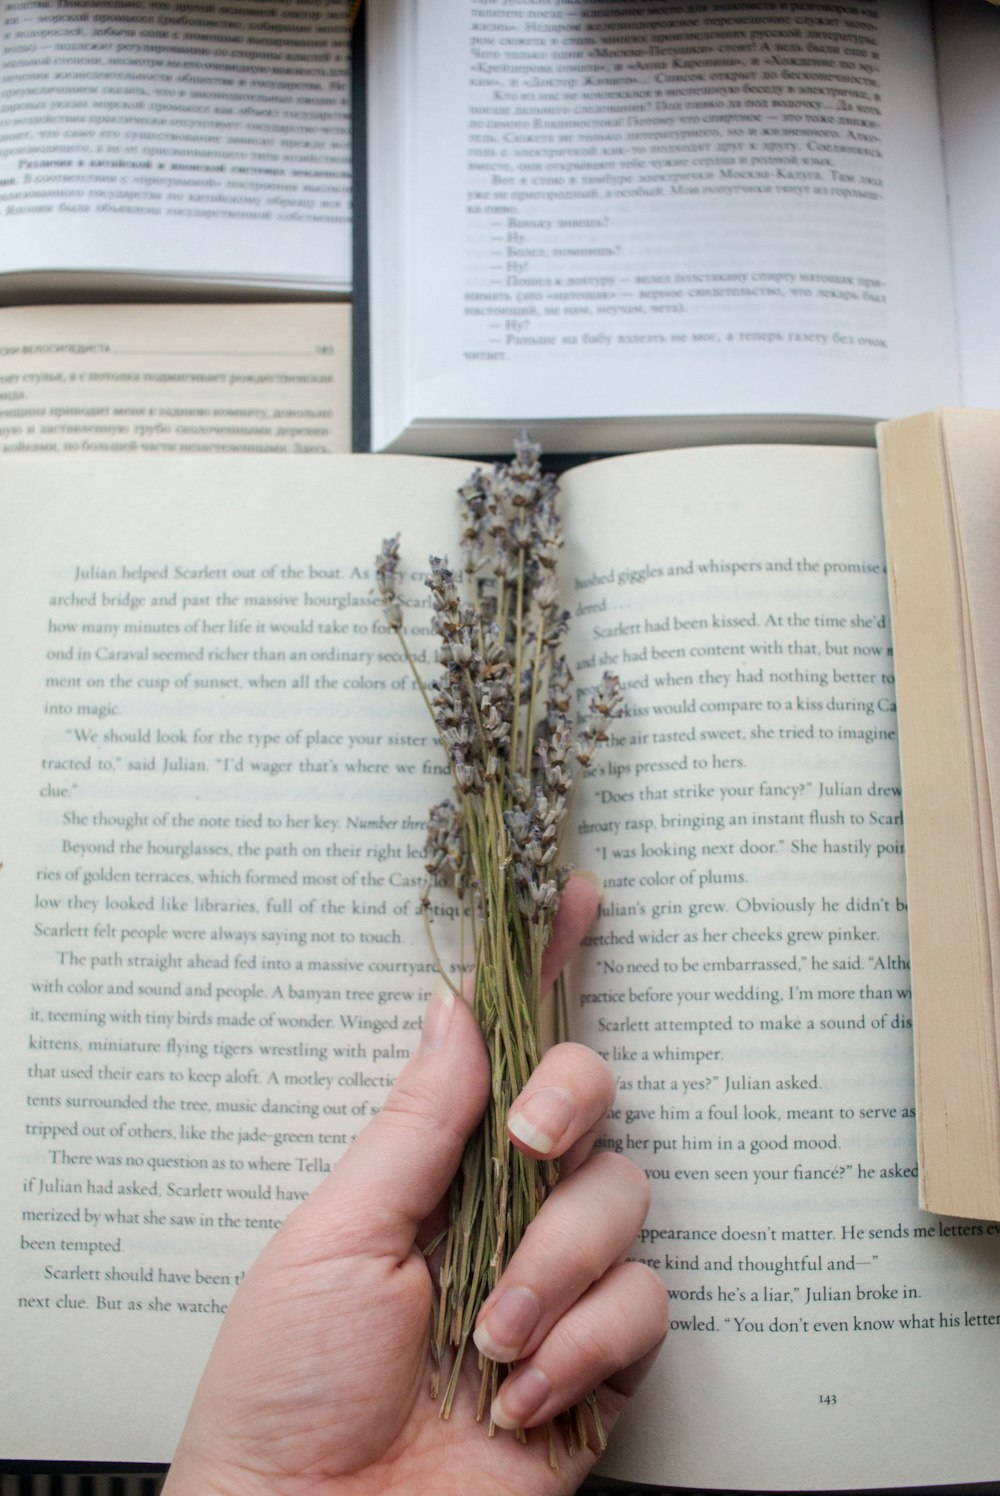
[473,1285,542,1363]
[574,868,604,895]
[420,987,454,1053]
[508,1086,574,1155]
[491,1367,551,1431]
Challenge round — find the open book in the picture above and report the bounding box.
[0,1,352,295]
[364,0,1000,453]
[1,445,998,1490]
[0,303,352,456]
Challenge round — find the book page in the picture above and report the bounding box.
[878,411,1000,1223]
[0,0,351,291]
[556,448,1000,1491]
[0,304,352,455]
[0,453,471,1463]
[3,448,998,1485]
[371,0,960,449]
[932,0,1000,407]
[937,411,1000,1208]
[944,411,1000,903]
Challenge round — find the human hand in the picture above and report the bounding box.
[162,876,667,1496]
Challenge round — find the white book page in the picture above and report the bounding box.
[558,448,1000,1490]
[376,0,959,443]
[933,0,1000,408]
[0,1,351,290]
[0,304,352,455]
[0,454,470,1462]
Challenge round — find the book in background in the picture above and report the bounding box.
[0,2,353,296]
[880,409,1000,1224]
[0,304,352,454]
[363,0,1000,453]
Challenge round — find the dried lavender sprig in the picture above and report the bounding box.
[375,441,621,1462]
[575,671,625,769]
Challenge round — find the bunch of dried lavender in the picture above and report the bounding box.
[376,436,622,1458]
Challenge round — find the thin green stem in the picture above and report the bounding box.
[509,554,527,773]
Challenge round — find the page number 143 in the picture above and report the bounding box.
[819,1394,838,1406]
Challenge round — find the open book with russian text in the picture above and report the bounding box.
[0,1,352,296]
[1,442,998,1489]
[364,0,1000,452]
[0,303,353,457]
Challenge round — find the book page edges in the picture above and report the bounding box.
[941,408,1000,1195]
[877,410,1000,1221]
[377,411,878,457]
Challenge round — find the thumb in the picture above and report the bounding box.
[299,988,490,1260]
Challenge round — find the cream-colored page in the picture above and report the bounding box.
[557,448,1000,1491]
[4,447,999,1480]
[942,408,1000,1127]
[943,410,1000,902]
[877,412,998,1222]
[0,305,351,455]
[0,453,470,1462]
